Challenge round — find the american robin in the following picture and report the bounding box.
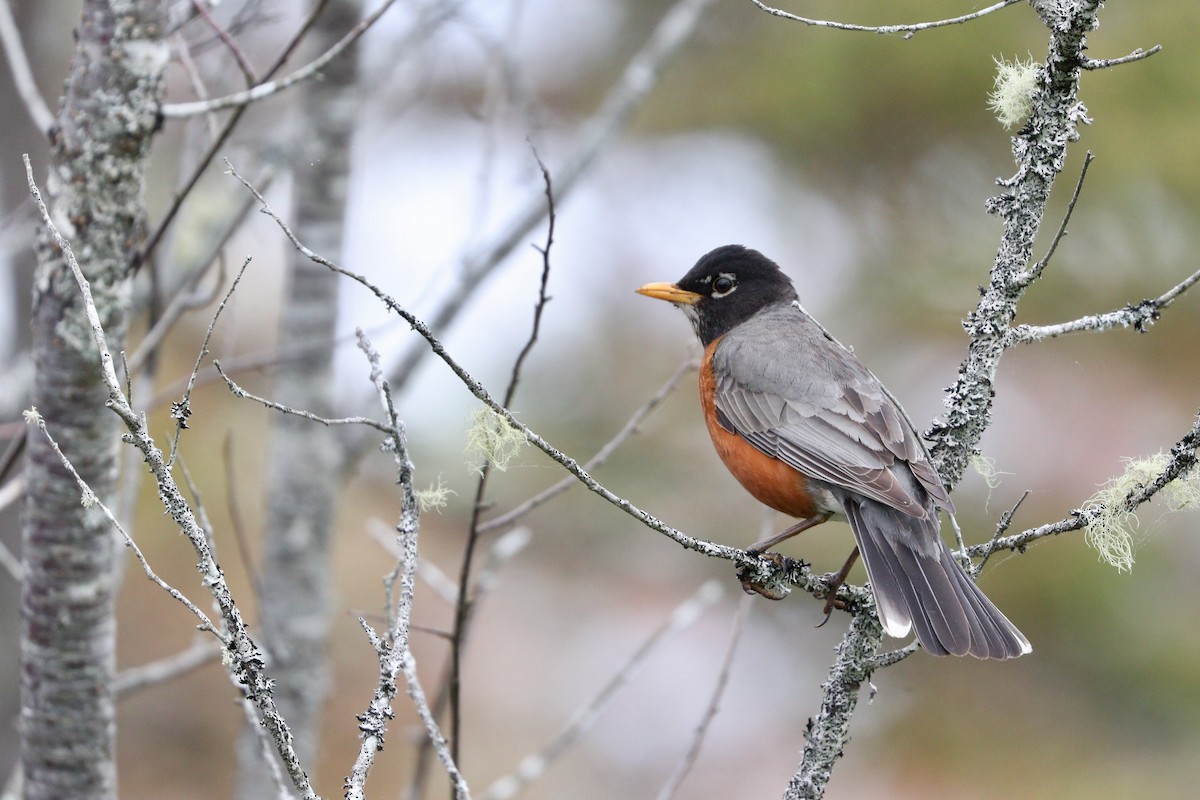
[637,245,1030,659]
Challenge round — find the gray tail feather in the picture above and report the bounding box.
[843,497,1031,659]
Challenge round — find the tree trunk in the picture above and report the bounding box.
[235,1,363,795]
[21,2,167,798]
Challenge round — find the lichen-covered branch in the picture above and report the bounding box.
[345,331,470,800]
[926,0,1104,485]
[783,613,884,800]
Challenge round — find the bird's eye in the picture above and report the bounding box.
[711,274,737,298]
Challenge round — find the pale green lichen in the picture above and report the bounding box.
[988,55,1040,129]
[414,476,456,513]
[1083,453,1200,572]
[464,407,526,475]
[969,453,1007,490]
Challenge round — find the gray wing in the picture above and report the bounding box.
[710,303,953,517]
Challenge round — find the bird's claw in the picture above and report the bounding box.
[812,571,849,627]
[737,551,794,600]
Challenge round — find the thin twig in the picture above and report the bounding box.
[970,411,1200,559]
[656,594,750,800]
[370,0,719,419]
[750,0,1020,37]
[135,0,334,272]
[504,148,556,408]
[476,354,695,535]
[167,256,253,466]
[213,360,392,433]
[24,411,221,638]
[1020,151,1095,286]
[1006,265,1200,345]
[238,695,292,798]
[1082,44,1162,70]
[190,0,258,84]
[481,581,725,800]
[218,433,261,605]
[162,0,401,117]
[976,490,1030,572]
[129,168,272,374]
[346,329,471,800]
[115,637,219,696]
[0,0,55,132]
[450,149,557,768]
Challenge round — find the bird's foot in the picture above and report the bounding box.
[737,552,802,601]
[813,571,850,627]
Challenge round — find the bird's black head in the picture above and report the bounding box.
[636,245,798,345]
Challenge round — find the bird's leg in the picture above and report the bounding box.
[815,547,860,626]
[739,512,832,600]
[746,512,832,555]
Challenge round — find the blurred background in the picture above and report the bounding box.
[2,1,1199,798]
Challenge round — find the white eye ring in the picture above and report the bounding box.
[711,273,737,298]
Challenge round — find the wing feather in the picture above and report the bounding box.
[710,303,951,517]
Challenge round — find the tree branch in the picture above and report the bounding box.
[345,329,470,800]
[926,0,1107,485]
[0,0,54,133]
[970,411,1200,559]
[1082,45,1162,70]
[750,0,1020,37]
[160,0,405,117]
[1006,265,1200,345]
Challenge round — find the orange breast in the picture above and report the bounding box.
[699,339,819,519]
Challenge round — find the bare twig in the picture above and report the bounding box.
[24,411,221,638]
[129,168,272,374]
[1020,151,1095,286]
[976,490,1030,572]
[656,594,750,800]
[237,695,292,798]
[1006,265,1200,345]
[450,149,557,768]
[0,0,55,132]
[166,256,253,466]
[135,0,335,272]
[1082,45,1162,70]
[482,581,725,800]
[213,361,392,433]
[115,637,219,696]
[750,0,1020,37]
[190,0,258,84]
[161,0,401,117]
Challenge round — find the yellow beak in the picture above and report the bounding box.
[635,282,702,305]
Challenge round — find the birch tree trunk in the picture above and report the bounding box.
[235,1,363,794]
[20,2,167,798]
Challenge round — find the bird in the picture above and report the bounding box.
[636,245,1030,659]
